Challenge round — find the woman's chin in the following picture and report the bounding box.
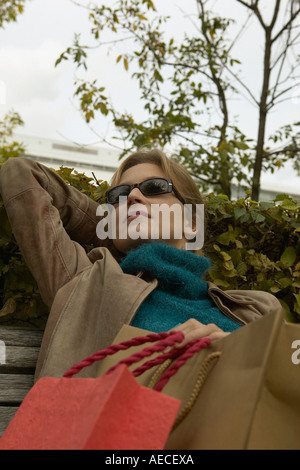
[113,236,186,254]
[113,237,152,254]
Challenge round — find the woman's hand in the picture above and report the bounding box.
[169,318,230,348]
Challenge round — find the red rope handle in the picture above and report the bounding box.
[131,346,185,377]
[63,330,184,378]
[104,331,185,376]
[154,337,211,392]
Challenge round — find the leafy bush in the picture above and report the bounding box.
[0,157,299,327]
[203,193,300,323]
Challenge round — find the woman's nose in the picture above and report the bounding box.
[127,187,145,204]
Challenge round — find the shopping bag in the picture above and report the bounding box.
[0,331,184,450]
[96,308,300,450]
[162,308,300,450]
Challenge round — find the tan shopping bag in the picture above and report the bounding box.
[96,308,300,450]
[163,308,300,450]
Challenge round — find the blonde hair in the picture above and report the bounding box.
[110,149,206,254]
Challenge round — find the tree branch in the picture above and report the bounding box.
[219,63,260,106]
[272,3,300,43]
[268,80,300,109]
[197,0,229,144]
[236,0,267,29]
[269,0,281,30]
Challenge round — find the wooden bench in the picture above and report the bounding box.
[0,326,43,436]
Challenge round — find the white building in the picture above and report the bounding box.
[14,133,120,184]
[13,134,300,201]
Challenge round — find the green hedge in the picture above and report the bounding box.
[0,161,299,328]
[204,193,300,322]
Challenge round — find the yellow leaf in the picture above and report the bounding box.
[295,261,300,271]
[212,279,230,288]
[0,298,16,317]
[220,251,231,261]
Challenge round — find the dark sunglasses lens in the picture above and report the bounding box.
[141,179,170,195]
[106,179,171,202]
[107,185,131,203]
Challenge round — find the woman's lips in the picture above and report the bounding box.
[127,210,151,221]
[117,203,151,224]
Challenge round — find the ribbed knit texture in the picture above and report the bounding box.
[120,242,241,333]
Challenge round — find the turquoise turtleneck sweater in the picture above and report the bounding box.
[119,242,241,334]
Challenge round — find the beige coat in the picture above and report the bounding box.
[0,158,283,380]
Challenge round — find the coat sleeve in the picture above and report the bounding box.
[0,157,100,308]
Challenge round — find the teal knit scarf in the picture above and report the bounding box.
[120,242,241,333]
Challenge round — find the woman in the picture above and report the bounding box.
[0,150,281,379]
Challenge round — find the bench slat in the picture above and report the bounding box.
[0,326,43,347]
[0,326,44,437]
[0,406,19,436]
[0,345,41,373]
[0,374,34,404]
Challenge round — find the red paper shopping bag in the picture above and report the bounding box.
[0,365,181,450]
[0,330,192,450]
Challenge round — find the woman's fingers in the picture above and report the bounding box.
[169,318,230,348]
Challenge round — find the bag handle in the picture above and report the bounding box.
[124,337,211,390]
[153,337,211,391]
[63,330,185,378]
[63,330,212,394]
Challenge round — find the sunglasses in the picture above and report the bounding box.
[105,177,185,205]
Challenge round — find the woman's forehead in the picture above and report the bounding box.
[119,163,166,184]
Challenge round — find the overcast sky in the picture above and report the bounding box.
[0,0,299,194]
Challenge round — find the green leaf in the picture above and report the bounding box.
[259,201,274,211]
[220,251,232,261]
[280,246,297,268]
[281,200,300,211]
[273,194,291,201]
[278,277,292,288]
[212,279,230,288]
[232,140,249,150]
[234,207,247,219]
[270,285,280,293]
[217,229,239,245]
[236,261,247,276]
[250,211,265,223]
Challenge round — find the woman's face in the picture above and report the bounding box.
[112,163,187,253]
